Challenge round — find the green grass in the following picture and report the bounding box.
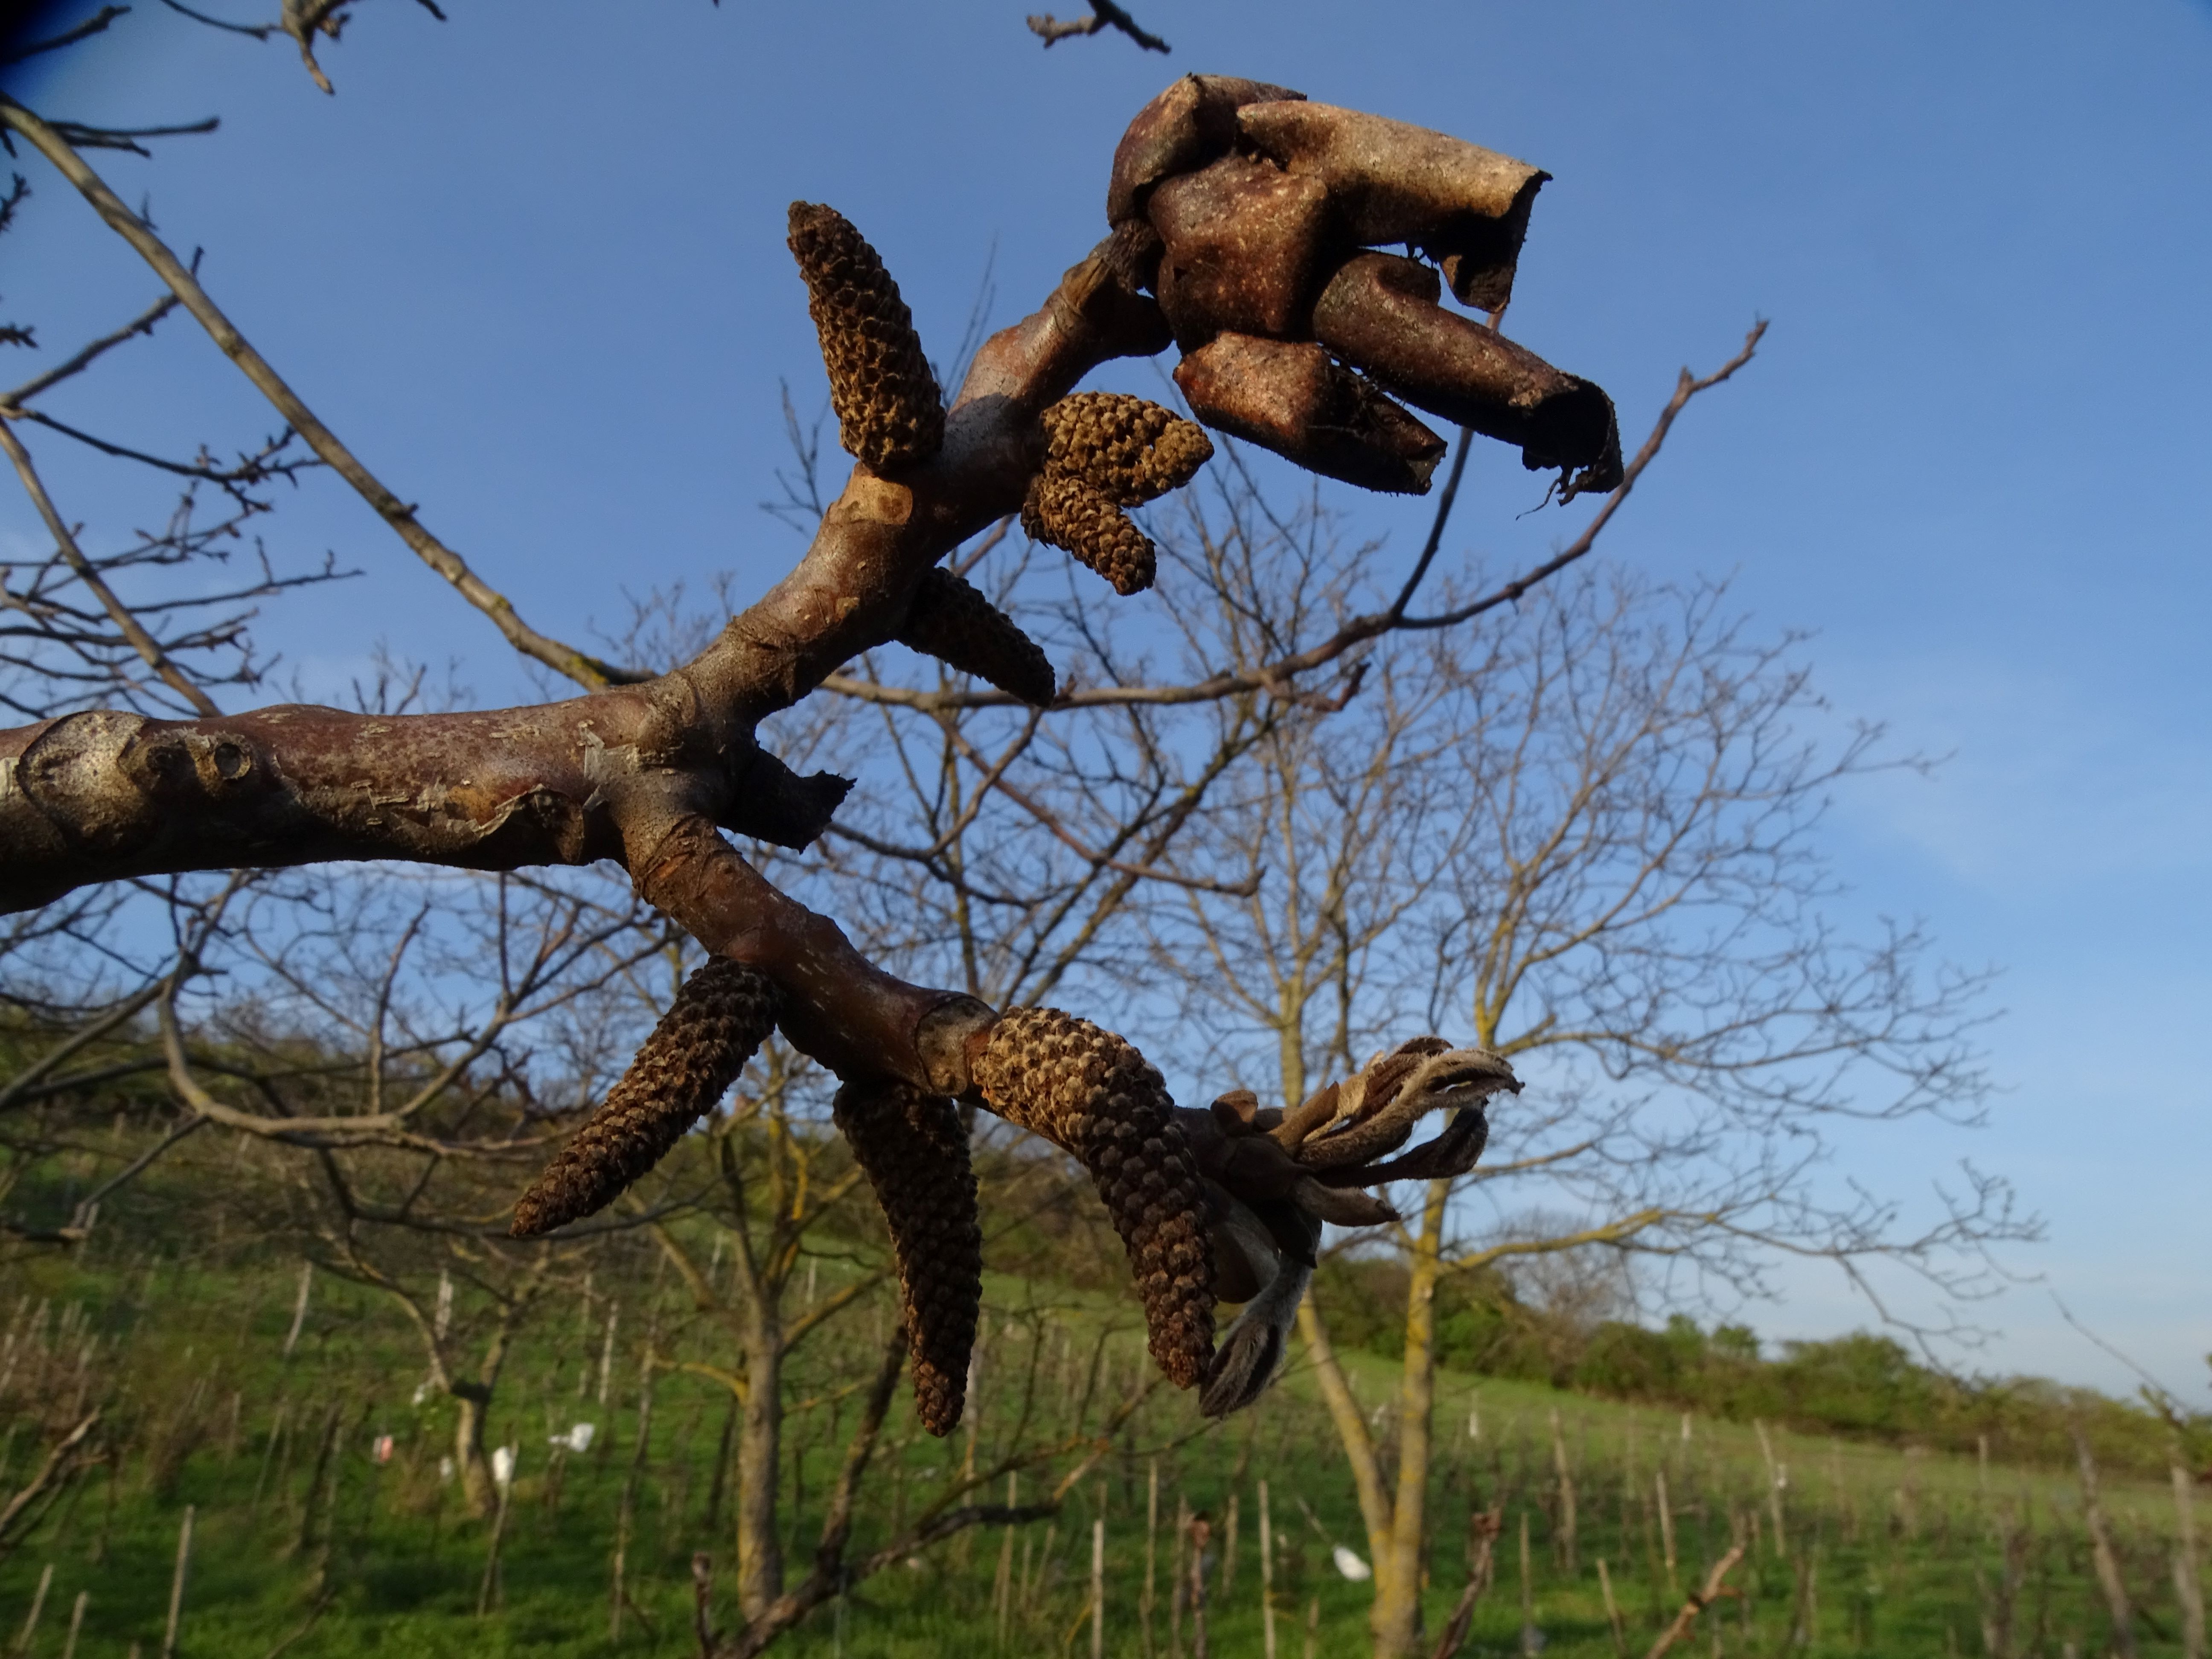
[0,1243,2196,1657]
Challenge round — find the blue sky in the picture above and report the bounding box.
[4,0,2208,1399]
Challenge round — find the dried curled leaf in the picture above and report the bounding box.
[1022,472,1156,596]
[787,202,944,473]
[1042,392,1215,506]
[969,1007,1214,1388]
[895,567,1056,707]
[833,1078,982,1436]
[510,959,777,1237]
[1286,1039,1519,1173]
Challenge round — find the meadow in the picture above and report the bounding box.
[1,1234,2198,1659]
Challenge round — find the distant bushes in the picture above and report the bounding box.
[1313,1256,2201,1480]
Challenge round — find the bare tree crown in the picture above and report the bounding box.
[0,74,1626,1423]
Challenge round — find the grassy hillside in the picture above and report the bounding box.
[1,1235,2199,1659]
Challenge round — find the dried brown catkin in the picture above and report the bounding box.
[787,201,944,473]
[832,1079,983,1435]
[969,1007,1214,1388]
[510,959,777,1237]
[1042,393,1214,504]
[895,567,1056,707]
[1022,473,1157,597]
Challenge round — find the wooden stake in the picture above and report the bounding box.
[2173,1460,2205,1659]
[1656,1468,1678,1592]
[995,1473,1019,1647]
[596,1303,620,1407]
[281,1262,312,1359]
[1091,1515,1107,1659]
[1752,1421,1786,1559]
[1259,1479,1277,1659]
[61,1589,88,1659]
[1518,1510,1535,1654]
[477,1467,515,1616]
[1551,1408,1580,1572]
[161,1506,194,1658]
[609,1359,657,1641]
[15,1562,52,1651]
[2072,1429,2138,1659]
[1598,1558,1628,1657]
[1170,1496,1188,1659]
[1142,1460,1158,1659]
[1222,1491,1240,1595]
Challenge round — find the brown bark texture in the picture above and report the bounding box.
[0,76,1616,1415]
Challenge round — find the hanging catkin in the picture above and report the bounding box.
[896,567,1057,707]
[969,1007,1215,1388]
[833,1079,983,1435]
[511,959,777,1236]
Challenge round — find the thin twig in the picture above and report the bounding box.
[0,94,638,691]
[822,324,1767,713]
[1026,1,1169,53]
[1642,1544,1746,1659]
[0,293,181,409]
[159,0,277,40]
[0,6,129,65]
[0,417,222,714]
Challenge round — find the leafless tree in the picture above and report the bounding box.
[1135,514,2026,1653]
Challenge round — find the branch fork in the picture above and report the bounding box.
[2,77,1613,1428]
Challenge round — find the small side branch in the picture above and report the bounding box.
[1642,1544,1746,1659]
[0,419,222,716]
[1027,2,1169,53]
[0,94,634,691]
[0,6,128,65]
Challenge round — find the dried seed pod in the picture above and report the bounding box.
[968,1007,1215,1389]
[511,959,777,1237]
[1042,393,1214,506]
[833,1078,982,1436]
[1022,473,1157,597]
[896,567,1056,707]
[787,202,944,474]
[1295,1040,1519,1173]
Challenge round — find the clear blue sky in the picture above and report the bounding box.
[5,0,2208,1400]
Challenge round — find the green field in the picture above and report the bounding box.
[1,1237,2197,1659]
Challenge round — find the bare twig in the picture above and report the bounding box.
[0,1413,99,1561]
[1642,1544,1746,1659]
[0,419,223,715]
[1027,1,1169,53]
[0,6,129,65]
[821,324,1765,714]
[159,0,277,41]
[0,94,636,690]
[0,293,181,409]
